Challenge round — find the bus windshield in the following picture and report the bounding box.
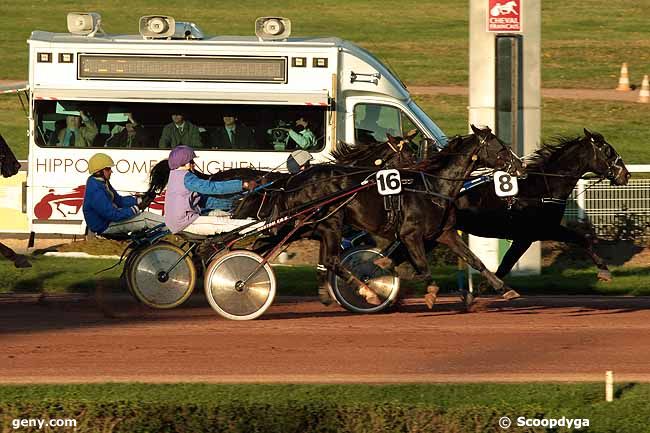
[33,100,327,153]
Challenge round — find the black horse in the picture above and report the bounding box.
[0,134,31,268]
[381,129,630,295]
[454,129,630,282]
[233,125,525,306]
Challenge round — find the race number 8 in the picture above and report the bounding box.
[493,171,518,197]
[376,169,402,196]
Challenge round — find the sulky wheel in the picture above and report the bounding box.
[329,247,400,314]
[127,241,196,309]
[204,250,276,321]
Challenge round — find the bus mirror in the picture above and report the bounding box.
[255,17,291,41]
[139,15,176,39]
[67,12,102,36]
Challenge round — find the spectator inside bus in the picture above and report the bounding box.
[56,111,98,147]
[158,108,202,148]
[283,114,317,150]
[105,113,150,148]
[82,153,162,237]
[164,145,257,234]
[208,113,256,149]
[355,104,392,145]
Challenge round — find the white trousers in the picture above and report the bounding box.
[181,209,255,236]
[102,212,166,236]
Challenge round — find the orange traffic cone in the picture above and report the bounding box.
[616,63,631,91]
[639,75,650,103]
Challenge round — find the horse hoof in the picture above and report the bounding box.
[14,255,32,268]
[424,293,436,310]
[502,289,520,300]
[597,270,612,282]
[318,288,334,306]
[461,290,475,308]
[358,286,381,306]
[424,284,439,310]
[373,256,393,270]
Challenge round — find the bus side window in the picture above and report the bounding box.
[399,110,425,154]
[354,103,400,145]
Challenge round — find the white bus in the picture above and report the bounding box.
[25,13,448,235]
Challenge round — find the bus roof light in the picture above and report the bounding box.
[255,17,291,41]
[67,12,104,37]
[139,15,176,39]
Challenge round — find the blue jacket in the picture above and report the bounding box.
[164,170,242,233]
[83,176,138,233]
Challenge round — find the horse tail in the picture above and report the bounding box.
[148,159,170,194]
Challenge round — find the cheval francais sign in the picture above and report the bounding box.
[487,0,522,32]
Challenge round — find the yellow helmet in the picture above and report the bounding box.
[88,153,115,174]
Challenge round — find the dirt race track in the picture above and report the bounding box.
[2,295,650,384]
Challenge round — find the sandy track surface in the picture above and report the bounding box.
[2,295,650,384]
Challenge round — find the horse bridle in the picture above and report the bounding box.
[474,132,521,175]
[589,137,625,182]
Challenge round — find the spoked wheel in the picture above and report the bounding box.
[122,249,139,296]
[204,250,276,321]
[330,247,400,313]
[127,241,196,309]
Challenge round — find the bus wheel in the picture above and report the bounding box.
[329,247,400,314]
[127,242,196,309]
[204,250,276,321]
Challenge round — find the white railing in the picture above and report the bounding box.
[565,165,650,241]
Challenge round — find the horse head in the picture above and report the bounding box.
[469,125,526,177]
[583,128,630,186]
[0,134,21,178]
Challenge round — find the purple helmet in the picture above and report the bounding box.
[168,145,197,170]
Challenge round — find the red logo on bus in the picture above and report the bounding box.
[34,186,165,220]
[34,186,85,219]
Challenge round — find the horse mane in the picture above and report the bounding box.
[523,135,583,168]
[330,140,382,166]
[411,134,464,172]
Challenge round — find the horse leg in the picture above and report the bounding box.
[550,225,611,281]
[436,230,519,301]
[0,242,31,268]
[316,227,337,306]
[398,231,439,309]
[495,240,533,279]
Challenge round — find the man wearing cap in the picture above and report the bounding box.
[158,110,202,148]
[82,153,162,236]
[164,146,257,234]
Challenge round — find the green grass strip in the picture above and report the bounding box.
[0,383,648,432]
[1,257,650,296]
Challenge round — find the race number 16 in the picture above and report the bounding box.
[376,169,402,195]
[493,171,518,197]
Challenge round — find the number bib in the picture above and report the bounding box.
[375,169,402,196]
[493,171,518,197]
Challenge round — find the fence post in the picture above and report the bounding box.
[577,179,586,222]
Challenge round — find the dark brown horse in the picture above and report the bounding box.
[0,134,31,268]
[382,129,630,296]
[233,125,526,306]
